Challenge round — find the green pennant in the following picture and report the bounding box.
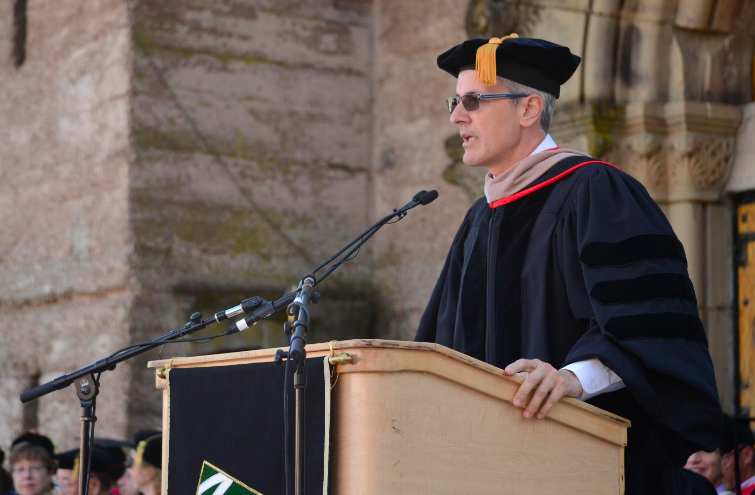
[196,461,265,495]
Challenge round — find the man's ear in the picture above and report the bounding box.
[89,475,102,495]
[519,94,543,129]
[743,446,755,466]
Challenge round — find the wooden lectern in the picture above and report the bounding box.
[149,339,629,494]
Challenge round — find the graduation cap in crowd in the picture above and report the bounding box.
[54,448,118,483]
[133,430,162,470]
[55,449,79,471]
[93,438,131,481]
[11,432,55,458]
[437,34,581,98]
[720,414,755,454]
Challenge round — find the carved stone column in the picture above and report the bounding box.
[623,104,738,301]
[554,101,741,303]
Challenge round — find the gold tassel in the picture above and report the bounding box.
[134,440,146,469]
[475,33,519,86]
[134,434,161,469]
[71,455,80,483]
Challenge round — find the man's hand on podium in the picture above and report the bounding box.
[504,359,584,420]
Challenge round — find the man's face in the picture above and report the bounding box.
[451,70,524,176]
[117,466,140,495]
[722,446,754,490]
[684,449,723,486]
[54,468,78,495]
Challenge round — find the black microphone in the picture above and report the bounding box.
[394,190,427,214]
[212,296,264,323]
[223,292,298,335]
[412,190,428,202]
[395,189,439,214]
[419,190,438,205]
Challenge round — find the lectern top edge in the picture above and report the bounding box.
[148,339,630,447]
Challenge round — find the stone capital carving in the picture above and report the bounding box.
[604,133,666,197]
[555,102,742,203]
[666,132,735,202]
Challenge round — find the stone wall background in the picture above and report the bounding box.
[1,0,753,453]
[126,0,376,430]
[0,0,134,451]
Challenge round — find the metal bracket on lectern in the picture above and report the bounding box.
[328,353,352,365]
[156,358,175,379]
[327,340,352,366]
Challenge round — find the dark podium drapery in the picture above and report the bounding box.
[166,357,330,495]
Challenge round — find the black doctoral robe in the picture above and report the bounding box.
[416,155,722,494]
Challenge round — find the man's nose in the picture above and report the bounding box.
[450,103,470,124]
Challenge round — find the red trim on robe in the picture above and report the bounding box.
[488,160,620,209]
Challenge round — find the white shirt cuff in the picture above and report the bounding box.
[561,358,625,401]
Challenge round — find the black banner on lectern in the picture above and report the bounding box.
[166,357,330,495]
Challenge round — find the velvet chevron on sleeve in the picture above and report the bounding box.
[558,164,722,464]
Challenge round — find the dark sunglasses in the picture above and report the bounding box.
[445,93,529,113]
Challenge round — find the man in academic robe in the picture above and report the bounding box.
[415,35,722,494]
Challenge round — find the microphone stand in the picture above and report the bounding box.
[274,190,438,495]
[276,276,315,495]
[18,294,295,495]
[75,372,98,495]
[19,189,438,495]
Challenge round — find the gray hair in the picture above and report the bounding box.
[497,77,556,133]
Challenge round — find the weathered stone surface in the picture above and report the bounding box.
[592,0,622,16]
[582,13,618,102]
[614,19,674,104]
[526,8,586,103]
[0,375,36,440]
[0,0,134,450]
[675,0,715,30]
[707,204,733,310]
[620,0,678,24]
[123,0,375,432]
[370,0,471,341]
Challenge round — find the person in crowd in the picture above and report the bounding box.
[125,431,161,495]
[92,439,131,495]
[720,415,755,495]
[51,450,77,495]
[686,448,726,490]
[0,447,13,495]
[115,468,139,495]
[54,448,117,495]
[8,433,56,495]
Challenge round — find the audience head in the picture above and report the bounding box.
[128,430,162,495]
[720,414,755,491]
[93,438,130,484]
[685,449,724,487]
[10,433,55,459]
[54,447,117,495]
[9,432,56,495]
[116,466,140,495]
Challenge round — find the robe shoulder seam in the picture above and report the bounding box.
[553,162,626,220]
